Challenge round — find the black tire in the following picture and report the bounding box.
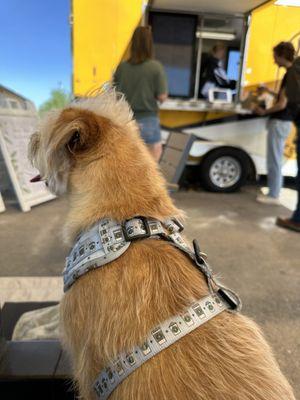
[199,148,249,193]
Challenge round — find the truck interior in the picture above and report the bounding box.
[148,0,269,110]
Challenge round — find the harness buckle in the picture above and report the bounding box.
[217,288,240,311]
[122,216,151,241]
[172,218,184,232]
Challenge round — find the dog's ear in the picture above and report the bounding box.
[66,128,85,155]
[51,108,102,157]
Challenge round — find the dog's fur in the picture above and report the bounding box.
[29,91,295,400]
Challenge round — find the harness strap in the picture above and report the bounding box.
[63,216,241,400]
[63,217,189,291]
[64,217,241,310]
[93,292,229,400]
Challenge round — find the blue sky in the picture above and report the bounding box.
[0,0,71,107]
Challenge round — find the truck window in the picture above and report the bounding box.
[227,49,241,81]
[197,16,244,100]
[149,12,198,98]
[149,11,244,102]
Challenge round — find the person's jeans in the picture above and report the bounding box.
[266,119,292,198]
[136,115,161,144]
[291,130,300,222]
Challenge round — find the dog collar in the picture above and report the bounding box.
[63,216,191,292]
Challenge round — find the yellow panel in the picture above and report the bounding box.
[245,1,300,90]
[73,0,145,96]
[160,110,234,128]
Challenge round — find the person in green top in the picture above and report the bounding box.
[114,26,168,161]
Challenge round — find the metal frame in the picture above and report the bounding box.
[193,17,203,99]
[234,15,250,103]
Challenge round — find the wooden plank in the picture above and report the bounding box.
[167,132,191,150]
[160,132,195,185]
[161,147,183,166]
[159,161,177,182]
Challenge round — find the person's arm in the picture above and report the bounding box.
[266,88,278,97]
[255,88,287,116]
[212,67,236,89]
[155,63,168,103]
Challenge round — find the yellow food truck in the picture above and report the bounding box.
[71,0,300,191]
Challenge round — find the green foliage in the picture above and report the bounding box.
[39,88,71,115]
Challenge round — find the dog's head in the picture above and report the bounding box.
[29,90,181,240]
[28,91,142,195]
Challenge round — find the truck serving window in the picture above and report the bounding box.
[197,16,244,100]
[149,10,244,102]
[149,12,197,98]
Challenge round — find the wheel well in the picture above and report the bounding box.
[199,146,257,181]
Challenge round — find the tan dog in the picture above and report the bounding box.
[29,91,295,400]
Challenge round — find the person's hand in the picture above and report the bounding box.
[254,106,266,116]
[157,93,168,103]
[257,85,268,95]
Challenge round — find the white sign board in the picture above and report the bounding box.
[0,115,55,212]
[0,192,5,213]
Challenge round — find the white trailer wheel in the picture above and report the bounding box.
[209,156,242,189]
[200,148,249,193]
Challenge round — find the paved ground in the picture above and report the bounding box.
[0,186,299,395]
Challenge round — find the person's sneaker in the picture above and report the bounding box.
[276,217,300,232]
[256,194,281,205]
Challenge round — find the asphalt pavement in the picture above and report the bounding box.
[0,186,299,395]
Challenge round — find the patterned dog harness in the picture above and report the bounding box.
[63,216,241,400]
[63,217,190,291]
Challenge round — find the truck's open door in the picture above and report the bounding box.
[151,0,270,14]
